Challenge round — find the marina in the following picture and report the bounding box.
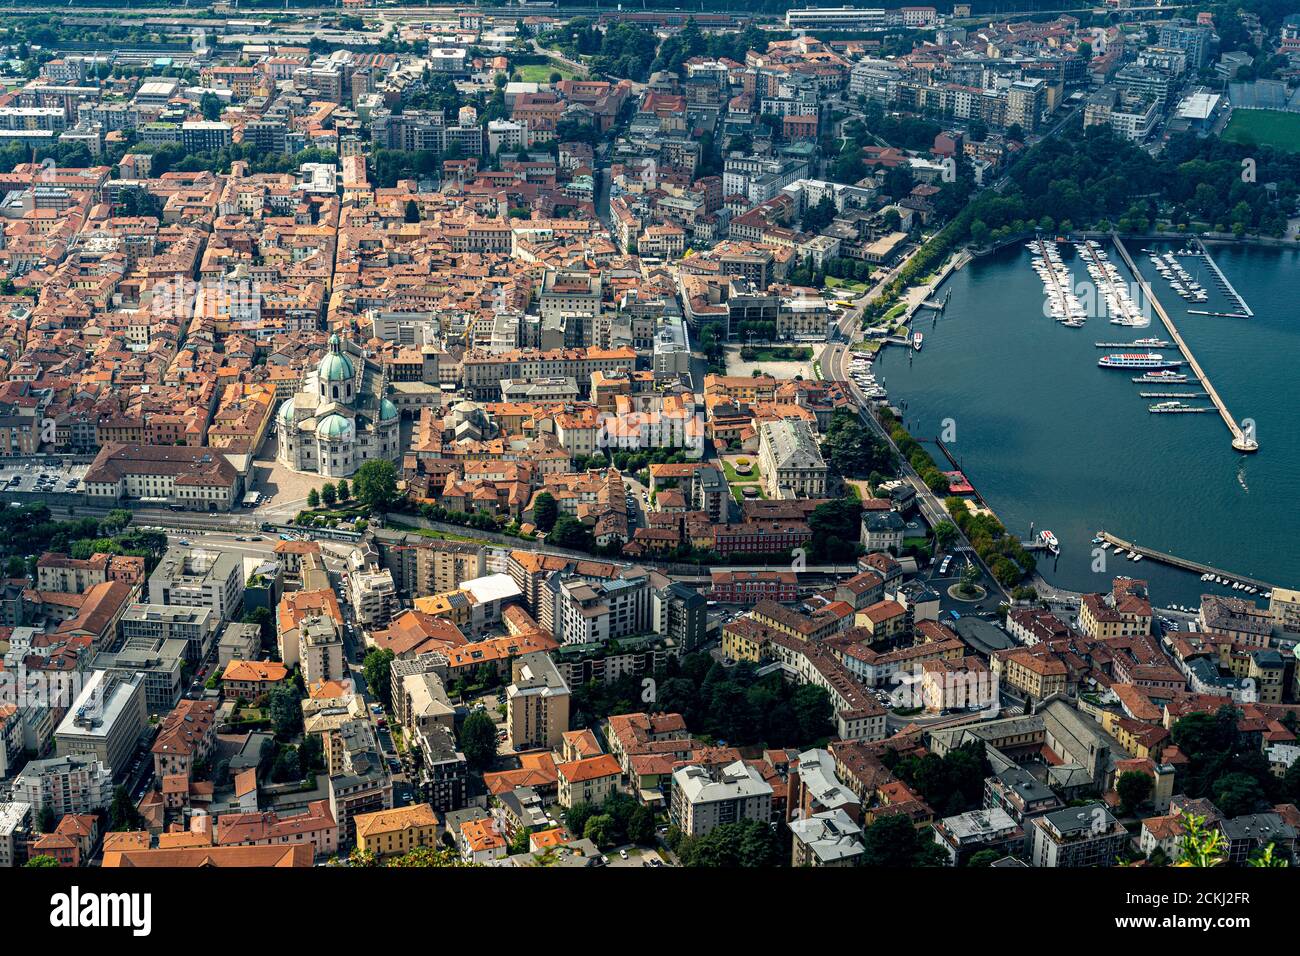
[1078,238,1147,326]
[1193,237,1254,317]
[1113,235,1258,453]
[1098,531,1277,593]
[882,239,1297,604]
[1144,248,1209,305]
[1027,238,1086,326]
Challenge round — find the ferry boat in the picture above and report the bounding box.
[912,332,924,351]
[1039,530,1060,555]
[1098,352,1183,370]
[1132,338,1171,347]
[1132,370,1189,383]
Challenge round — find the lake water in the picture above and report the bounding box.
[874,239,1300,608]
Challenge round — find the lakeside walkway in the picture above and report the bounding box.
[1111,234,1258,453]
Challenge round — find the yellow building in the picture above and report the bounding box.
[355,803,441,860]
[556,754,622,808]
[994,648,1067,701]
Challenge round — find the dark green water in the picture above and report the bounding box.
[875,240,1300,608]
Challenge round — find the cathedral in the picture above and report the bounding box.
[276,334,401,478]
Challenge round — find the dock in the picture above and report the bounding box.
[1139,391,1208,398]
[1188,310,1250,319]
[1099,531,1276,591]
[1193,238,1253,317]
[1095,341,1170,348]
[1112,234,1258,453]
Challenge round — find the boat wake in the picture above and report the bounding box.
[1237,460,1249,494]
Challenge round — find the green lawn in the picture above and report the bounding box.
[1223,109,1300,153]
[825,276,869,293]
[514,61,578,83]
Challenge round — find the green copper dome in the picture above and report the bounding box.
[319,334,355,383]
[379,398,399,421]
[277,397,295,424]
[316,413,353,440]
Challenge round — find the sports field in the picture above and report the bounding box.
[1222,109,1300,153]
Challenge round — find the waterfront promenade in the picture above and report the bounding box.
[1111,234,1259,453]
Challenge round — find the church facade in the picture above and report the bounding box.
[276,334,401,478]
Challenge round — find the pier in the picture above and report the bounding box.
[1098,531,1276,591]
[1095,341,1170,348]
[1112,234,1258,453]
[1139,391,1209,398]
[1193,238,1253,317]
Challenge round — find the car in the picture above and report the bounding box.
[619,849,629,860]
[234,536,246,541]
[178,539,191,546]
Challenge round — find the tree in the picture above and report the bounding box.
[268,685,304,737]
[271,746,302,783]
[861,814,947,866]
[933,520,959,552]
[583,814,616,847]
[565,802,598,836]
[1213,772,1265,818]
[352,459,399,512]
[808,498,863,563]
[967,849,1003,867]
[677,819,781,867]
[404,199,420,223]
[337,479,350,501]
[1116,770,1153,817]
[306,488,321,509]
[627,804,656,845]
[362,648,395,704]
[24,855,60,868]
[200,91,222,122]
[459,710,498,770]
[109,786,143,832]
[321,482,338,507]
[548,515,593,551]
[243,606,274,653]
[532,491,559,532]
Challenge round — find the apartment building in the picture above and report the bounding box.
[1030,803,1127,867]
[11,755,113,817]
[506,652,571,751]
[120,603,216,667]
[147,548,244,628]
[53,671,148,778]
[351,568,398,627]
[556,754,622,808]
[355,803,440,860]
[671,761,773,838]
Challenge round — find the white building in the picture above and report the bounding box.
[276,334,402,479]
[670,760,773,838]
[53,672,148,777]
[11,755,113,817]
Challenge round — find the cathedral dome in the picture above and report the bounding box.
[318,334,354,383]
[277,397,295,424]
[379,397,399,422]
[316,413,353,440]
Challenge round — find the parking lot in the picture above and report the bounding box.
[0,462,90,499]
